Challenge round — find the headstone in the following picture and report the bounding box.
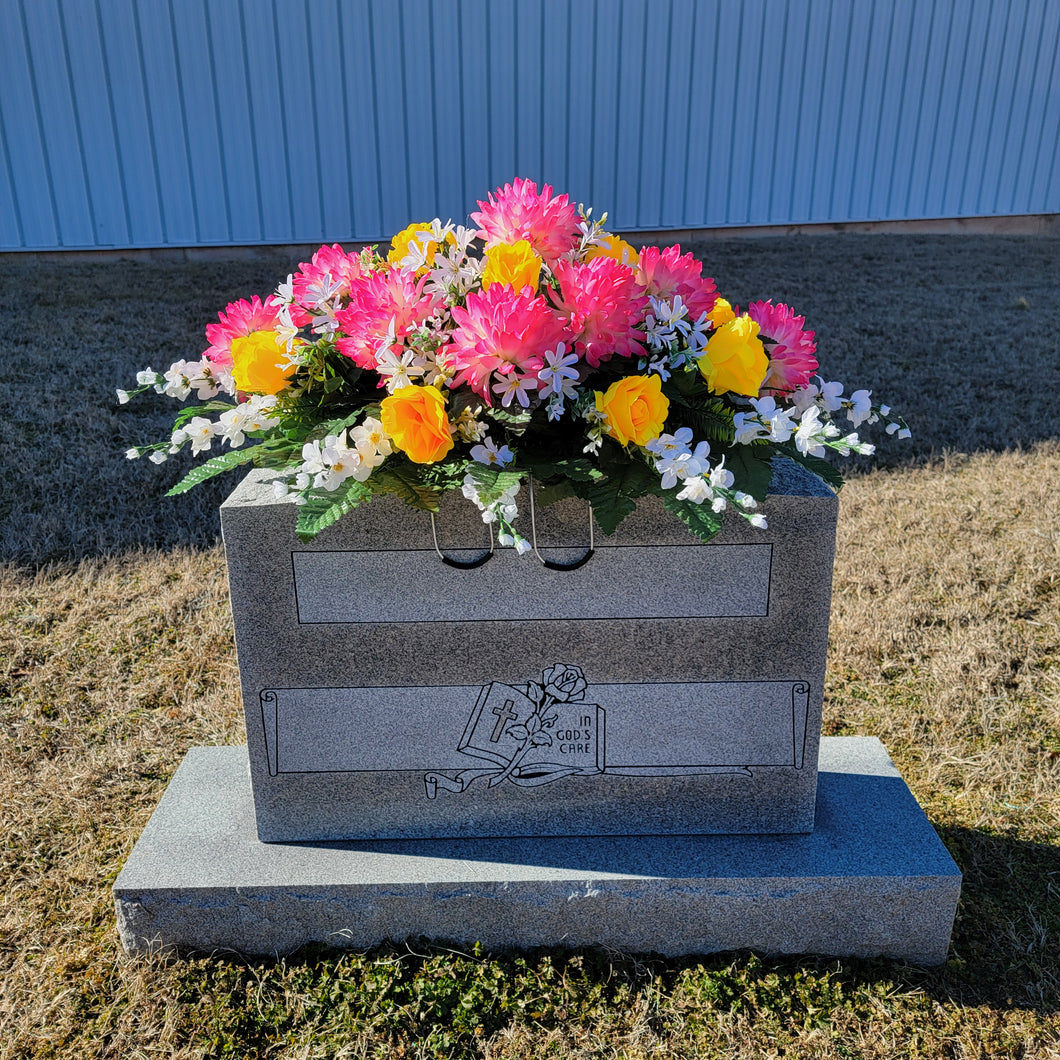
[219,460,838,841]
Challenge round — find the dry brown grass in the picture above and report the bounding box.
[2,446,1058,1057]
[1,237,1058,1056]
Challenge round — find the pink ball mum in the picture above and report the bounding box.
[636,245,719,321]
[203,295,283,367]
[470,178,581,264]
[335,267,441,370]
[551,258,649,367]
[445,285,571,400]
[746,300,819,395]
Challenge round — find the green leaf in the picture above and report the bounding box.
[529,457,601,483]
[577,477,637,534]
[718,443,775,502]
[371,463,445,512]
[665,395,735,444]
[660,493,724,544]
[774,443,846,491]
[295,478,372,541]
[466,462,523,505]
[164,446,262,495]
[173,401,235,428]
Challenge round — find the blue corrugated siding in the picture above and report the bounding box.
[1,0,1058,250]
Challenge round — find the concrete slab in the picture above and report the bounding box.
[114,737,960,964]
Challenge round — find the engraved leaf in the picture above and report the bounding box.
[506,725,529,742]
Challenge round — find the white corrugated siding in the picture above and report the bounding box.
[1,0,1058,250]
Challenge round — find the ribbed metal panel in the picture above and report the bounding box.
[1,0,1058,250]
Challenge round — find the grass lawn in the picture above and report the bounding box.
[1,234,1058,1058]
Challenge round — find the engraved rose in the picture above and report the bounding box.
[542,663,587,703]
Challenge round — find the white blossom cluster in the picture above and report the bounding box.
[462,473,529,553]
[271,418,392,502]
[732,378,910,460]
[646,428,766,528]
[642,295,710,378]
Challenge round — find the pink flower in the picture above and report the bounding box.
[445,285,571,400]
[470,178,581,264]
[636,245,719,321]
[335,267,441,370]
[551,258,649,367]
[204,295,283,367]
[746,300,819,395]
[289,244,364,325]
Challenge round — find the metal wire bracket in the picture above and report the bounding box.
[429,512,495,569]
[527,477,595,571]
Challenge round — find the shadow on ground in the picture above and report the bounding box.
[2,234,1057,566]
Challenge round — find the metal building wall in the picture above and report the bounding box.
[1,0,1058,251]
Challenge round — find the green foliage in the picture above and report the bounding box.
[368,463,444,512]
[164,446,262,495]
[666,392,735,444]
[661,492,724,543]
[466,462,523,506]
[295,478,372,541]
[718,442,775,501]
[172,401,236,428]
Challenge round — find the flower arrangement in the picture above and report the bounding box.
[120,178,908,550]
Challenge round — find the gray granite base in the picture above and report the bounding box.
[114,737,961,965]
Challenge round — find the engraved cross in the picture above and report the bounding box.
[490,699,518,742]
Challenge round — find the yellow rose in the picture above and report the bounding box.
[697,315,768,397]
[388,222,438,270]
[707,297,736,328]
[230,330,296,395]
[594,374,669,447]
[481,239,542,292]
[584,233,640,267]
[379,385,454,464]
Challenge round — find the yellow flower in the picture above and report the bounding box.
[388,222,438,270]
[379,385,454,464]
[584,233,640,267]
[707,297,736,328]
[230,330,296,395]
[594,374,669,447]
[481,239,542,292]
[697,315,768,397]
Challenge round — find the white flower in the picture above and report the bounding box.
[750,396,797,442]
[537,343,580,401]
[492,372,536,408]
[749,513,768,529]
[733,411,768,445]
[470,437,514,466]
[676,475,712,504]
[184,416,217,454]
[646,428,694,457]
[136,368,159,386]
[162,362,193,400]
[709,459,734,490]
[794,407,839,458]
[846,389,873,427]
[148,450,168,464]
[317,437,368,489]
[818,379,845,412]
[116,389,131,404]
[898,427,911,439]
[376,347,425,392]
[350,416,392,458]
[124,447,140,460]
